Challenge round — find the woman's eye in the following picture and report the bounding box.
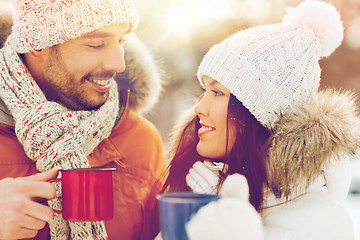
[212,90,223,96]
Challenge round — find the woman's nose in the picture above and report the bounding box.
[195,94,209,116]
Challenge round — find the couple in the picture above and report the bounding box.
[0,0,358,239]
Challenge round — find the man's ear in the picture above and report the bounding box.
[26,50,45,62]
[22,50,47,79]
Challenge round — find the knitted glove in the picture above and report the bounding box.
[186,161,220,194]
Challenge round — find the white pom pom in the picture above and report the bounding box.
[282,0,343,57]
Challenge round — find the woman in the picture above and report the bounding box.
[160,1,360,239]
[163,77,269,211]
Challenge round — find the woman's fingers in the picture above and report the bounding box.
[192,161,219,186]
[186,161,219,194]
[186,169,206,193]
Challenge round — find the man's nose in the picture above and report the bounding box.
[102,44,126,73]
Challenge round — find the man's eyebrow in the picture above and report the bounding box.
[82,32,114,39]
[82,25,131,39]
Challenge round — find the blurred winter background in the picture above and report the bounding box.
[0,0,359,238]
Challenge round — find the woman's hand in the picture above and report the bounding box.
[186,161,219,194]
[219,173,249,200]
[186,174,264,240]
[154,232,163,240]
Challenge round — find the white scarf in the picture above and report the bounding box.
[0,41,119,239]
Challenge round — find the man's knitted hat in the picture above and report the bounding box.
[7,0,139,53]
[197,1,343,129]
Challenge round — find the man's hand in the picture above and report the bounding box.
[0,168,58,239]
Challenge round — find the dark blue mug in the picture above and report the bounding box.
[157,192,220,240]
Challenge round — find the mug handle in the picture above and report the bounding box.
[47,178,62,215]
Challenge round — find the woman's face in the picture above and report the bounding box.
[195,76,236,159]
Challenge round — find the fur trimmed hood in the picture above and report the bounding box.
[268,89,360,198]
[117,33,163,115]
[0,6,162,124]
[0,3,13,49]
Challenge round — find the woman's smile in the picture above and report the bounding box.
[198,123,216,137]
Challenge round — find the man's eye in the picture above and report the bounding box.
[88,44,104,49]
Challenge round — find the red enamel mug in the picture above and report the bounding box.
[51,167,115,221]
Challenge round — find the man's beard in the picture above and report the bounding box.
[43,47,111,111]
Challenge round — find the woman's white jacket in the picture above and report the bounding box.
[262,156,354,240]
[186,90,360,240]
[261,90,360,240]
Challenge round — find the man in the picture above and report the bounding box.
[0,0,165,239]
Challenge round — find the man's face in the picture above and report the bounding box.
[41,23,130,110]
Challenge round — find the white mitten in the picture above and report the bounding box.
[219,173,249,200]
[186,161,220,194]
[186,174,264,240]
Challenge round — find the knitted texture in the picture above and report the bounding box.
[8,0,139,53]
[0,39,119,239]
[197,1,343,129]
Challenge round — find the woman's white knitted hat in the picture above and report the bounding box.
[197,0,343,129]
[8,0,139,53]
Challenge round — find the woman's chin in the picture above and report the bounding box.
[196,143,226,159]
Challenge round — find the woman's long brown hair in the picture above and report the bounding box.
[162,94,270,211]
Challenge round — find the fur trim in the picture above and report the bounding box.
[0,2,13,49]
[167,104,197,158]
[267,89,360,198]
[116,34,163,115]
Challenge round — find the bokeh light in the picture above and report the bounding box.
[346,17,360,49]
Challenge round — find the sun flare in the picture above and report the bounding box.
[167,7,191,34]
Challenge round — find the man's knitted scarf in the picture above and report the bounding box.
[0,41,119,239]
